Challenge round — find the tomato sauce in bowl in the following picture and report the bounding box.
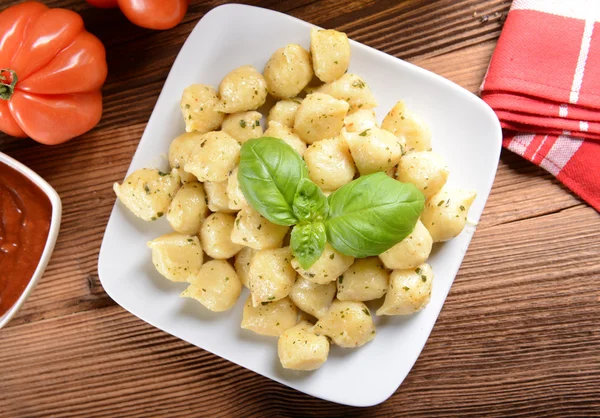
[0,161,52,317]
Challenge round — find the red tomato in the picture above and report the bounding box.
[85,0,119,8]
[117,0,188,30]
[0,2,107,145]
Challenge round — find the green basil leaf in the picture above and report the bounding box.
[291,222,326,270]
[238,137,308,226]
[325,172,424,257]
[292,177,328,222]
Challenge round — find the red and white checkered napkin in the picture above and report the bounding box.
[480,0,600,211]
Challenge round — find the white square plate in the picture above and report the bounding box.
[99,3,501,407]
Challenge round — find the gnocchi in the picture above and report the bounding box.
[267,98,302,128]
[221,111,264,144]
[248,247,296,306]
[278,320,330,370]
[218,65,267,113]
[184,131,240,182]
[310,28,350,83]
[180,84,224,133]
[241,296,298,337]
[168,132,202,183]
[204,180,235,213]
[200,213,242,259]
[226,167,248,211]
[344,108,378,133]
[421,187,477,242]
[382,100,432,152]
[182,260,241,312]
[313,300,376,348]
[293,92,350,144]
[336,257,389,301]
[231,206,289,250]
[344,127,404,175]
[234,246,256,288]
[147,233,203,283]
[289,276,336,319]
[376,263,433,316]
[316,73,377,110]
[292,243,354,285]
[113,168,180,222]
[304,136,355,191]
[166,181,208,235]
[379,220,433,270]
[396,151,449,199]
[264,44,313,98]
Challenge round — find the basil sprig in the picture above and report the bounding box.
[238,137,424,269]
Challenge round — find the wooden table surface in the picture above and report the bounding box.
[1,0,599,416]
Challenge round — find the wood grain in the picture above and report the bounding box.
[1,0,598,416]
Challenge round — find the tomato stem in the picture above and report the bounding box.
[0,69,18,101]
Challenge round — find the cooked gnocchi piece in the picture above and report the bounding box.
[147,233,203,283]
[166,182,208,235]
[226,167,248,211]
[200,213,242,259]
[292,243,354,285]
[221,111,263,144]
[376,263,433,316]
[267,98,302,128]
[304,136,355,191]
[421,187,477,242]
[264,121,307,156]
[278,320,330,370]
[204,180,235,213]
[168,131,202,183]
[184,131,240,183]
[397,151,449,199]
[310,28,350,83]
[379,220,433,270]
[293,92,350,144]
[337,257,389,301]
[313,300,376,348]
[289,276,336,319]
[231,206,289,250]
[264,44,313,99]
[114,168,181,222]
[316,73,377,111]
[234,246,256,288]
[382,100,432,152]
[344,108,378,133]
[241,296,298,336]
[218,65,267,113]
[344,127,404,175]
[180,84,224,133]
[248,247,296,306]
[181,260,242,312]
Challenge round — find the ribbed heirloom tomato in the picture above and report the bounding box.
[86,0,189,30]
[0,2,107,145]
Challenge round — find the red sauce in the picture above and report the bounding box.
[0,161,52,317]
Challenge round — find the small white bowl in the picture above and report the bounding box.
[0,152,62,329]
